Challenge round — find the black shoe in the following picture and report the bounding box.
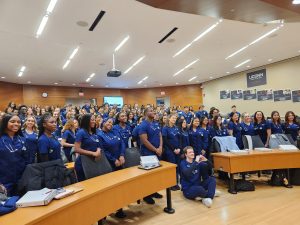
[152,192,163,199]
[170,185,180,191]
[143,196,155,204]
[115,209,126,218]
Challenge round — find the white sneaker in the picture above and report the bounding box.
[214,190,221,197]
[202,198,212,208]
[195,197,202,201]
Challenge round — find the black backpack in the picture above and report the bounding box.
[290,169,300,185]
[235,179,255,192]
[269,170,288,186]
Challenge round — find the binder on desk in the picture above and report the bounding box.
[16,188,57,207]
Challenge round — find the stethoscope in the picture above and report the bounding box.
[87,131,99,143]
[102,131,121,141]
[1,135,26,153]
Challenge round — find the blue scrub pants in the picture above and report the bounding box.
[163,149,181,184]
[183,176,216,199]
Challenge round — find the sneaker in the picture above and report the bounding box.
[214,190,221,197]
[170,185,180,191]
[195,197,202,201]
[115,209,126,218]
[152,192,163,199]
[202,198,212,208]
[143,196,155,205]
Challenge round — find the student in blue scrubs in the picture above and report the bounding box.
[127,111,137,131]
[228,112,243,149]
[22,116,38,164]
[181,106,193,125]
[208,108,220,126]
[113,112,132,148]
[177,118,190,154]
[188,117,203,156]
[228,105,241,119]
[180,146,217,208]
[240,112,255,136]
[270,111,283,134]
[0,114,28,196]
[38,113,62,162]
[139,107,163,204]
[283,111,300,143]
[253,111,271,146]
[53,110,63,138]
[18,105,27,125]
[74,114,102,182]
[209,116,229,138]
[159,114,168,129]
[195,105,209,120]
[199,116,211,158]
[61,119,76,162]
[162,114,181,191]
[132,116,144,149]
[98,117,127,218]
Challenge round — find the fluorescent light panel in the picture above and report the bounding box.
[115,35,130,52]
[138,76,148,84]
[188,76,197,82]
[124,56,145,74]
[36,15,49,38]
[226,25,283,59]
[293,0,300,4]
[46,0,58,13]
[62,59,70,70]
[69,47,79,59]
[89,73,95,78]
[173,59,199,76]
[86,77,91,82]
[173,20,222,57]
[235,59,251,68]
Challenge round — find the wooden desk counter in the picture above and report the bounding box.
[0,161,177,225]
[212,150,300,194]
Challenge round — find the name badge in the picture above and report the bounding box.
[49,149,54,153]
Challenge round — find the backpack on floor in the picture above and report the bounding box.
[290,169,300,185]
[269,170,287,186]
[234,179,255,192]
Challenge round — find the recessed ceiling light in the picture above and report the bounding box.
[226,71,230,74]
[54,82,58,85]
[105,85,109,88]
[1,76,5,79]
[209,76,213,79]
[298,50,300,53]
[124,56,146,74]
[76,21,89,27]
[188,76,197,82]
[173,20,222,57]
[115,35,130,52]
[246,65,251,68]
[27,81,31,84]
[176,82,179,85]
[196,80,200,83]
[173,59,199,76]
[235,59,251,68]
[90,84,94,87]
[268,58,273,62]
[72,83,76,86]
[159,84,162,86]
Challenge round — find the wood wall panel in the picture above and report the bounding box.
[0,81,23,111]
[0,82,203,110]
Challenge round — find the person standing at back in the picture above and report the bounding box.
[139,107,163,204]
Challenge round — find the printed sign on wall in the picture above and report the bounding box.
[257,89,273,101]
[246,69,266,88]
[243,89,257,100]
[230,90,243,100]
[292,90,300,102]
[220,90,230,99]
[273,89,291,102]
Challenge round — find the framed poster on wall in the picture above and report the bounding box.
[230,90,243,100]
[243,89,257,100]
[292,90,300,102]
[220,90,230,99]
[257,89,273,101]
[273,89,291,102]
[246,69,266,88]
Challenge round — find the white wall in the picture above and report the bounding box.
[203,56,300,117]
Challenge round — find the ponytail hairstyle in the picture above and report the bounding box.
[38,113,52,137]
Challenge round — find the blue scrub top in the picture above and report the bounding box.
[113,124,132,148]
[283,123,300,141]
[254,121,271,144]
[0,134,28,196]
[127,119,137,132]
[138,120,161,156]
[199,127,210,151]
[54,124,63,138]
[188,128,203,155]
[62,129,76,156]
[38,134,62,161]
[228,121,243,149]
[181,112,193,124]
[22,130,38,164]
[195,110,208,119]
[75,129,101,152]
[180,160,201,191]
[269,121,283,134]
[162,126,180,151]
[209,126,228,139]
[240,122,256,136]
[132,125,141,148]
[179,130,190,150]
[98,129,125,166]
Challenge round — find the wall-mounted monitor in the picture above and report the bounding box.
[103,96,123,107]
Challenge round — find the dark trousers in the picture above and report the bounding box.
[183,176,216,199]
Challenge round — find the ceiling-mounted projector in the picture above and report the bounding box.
[107,54,121,77]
